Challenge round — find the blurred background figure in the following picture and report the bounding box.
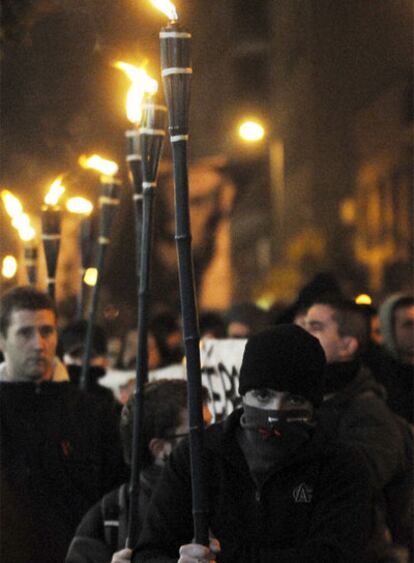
[226,302,268,338]
[198,310,227,340]
[59,320,119,411]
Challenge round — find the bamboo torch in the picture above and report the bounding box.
[78,155,120,391]
[152,0,208,546]
[66,196,95,319]
[114,62,159,288]
[126,95,167,548]
[41,176,65,299]
[1,190,38,285]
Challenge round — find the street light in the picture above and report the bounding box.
[238,119,265,143]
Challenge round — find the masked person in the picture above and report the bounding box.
[132,324,374,563]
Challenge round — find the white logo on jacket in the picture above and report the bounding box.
[292,483,313,503]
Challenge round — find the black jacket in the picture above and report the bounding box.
[133,409,374,563]
[0,381,126,563]
[317,364,412,558]
[66,465,162,562]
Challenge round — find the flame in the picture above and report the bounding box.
[83,267,98,287]
[66,197,93,215]
[79,155,119,177]
[1,189,36,242]
[114,61,158,124]
[19,224,36,242]
[44,176,65,206]
[1,190,23,218]
[11,212,31,231]
[2,255,17,279]
[150,0,178,21]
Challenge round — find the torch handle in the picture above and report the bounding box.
[133,194,144,278]
[172,140,209,547]
[42,238,61,300]
[77,269,86,319]
[80,242,106,391]
[126,185,155,548]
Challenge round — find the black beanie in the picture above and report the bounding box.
[238,324,326,406]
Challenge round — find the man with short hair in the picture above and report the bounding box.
[132,325,374,563]
[305,299,412,560]
[0,286,125,563]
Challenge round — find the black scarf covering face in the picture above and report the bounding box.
[323,360,360,394]
[237,405,314,481]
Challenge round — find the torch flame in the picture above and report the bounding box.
[83,267,98,287]
[79,155,119,178]
[114,61,158,124]
[150,0,178,21]
[66,197,94,215]
[1,190,23,218]
[1,189,36,242]
[44,176,65,206]
[18,225,36,242]
[11,212,31,231]
[2,255,18,279]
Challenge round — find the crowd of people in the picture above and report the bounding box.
[0,276,412,562]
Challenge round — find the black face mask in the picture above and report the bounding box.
[240,404,314,441]
[239,405,315,476]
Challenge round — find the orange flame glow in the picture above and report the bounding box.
[18,225,36,242]
[1,190,23,218]
[44,176,65,206]
[150,0,178,21]
[79,154,119,178]
[1,190,36,242]
[114,61,158,124]
[66,197,93,215]
[2,255,18,279]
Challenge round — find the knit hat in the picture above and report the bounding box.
[238,324,326,406]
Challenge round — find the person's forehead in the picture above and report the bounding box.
[307,304,335,320]
[395,305,414,320]
[9,308,56,329]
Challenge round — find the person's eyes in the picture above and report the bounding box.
[40,326,55,337]
[285,395,306,407]
[252,390,273,402]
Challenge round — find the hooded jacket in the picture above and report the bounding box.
[133,409,373,563]
[378,293,407,361]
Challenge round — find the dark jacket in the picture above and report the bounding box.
[66,465,162,562]
[133,409,373,563]
[317,364,412,559]
[0,381,126,563]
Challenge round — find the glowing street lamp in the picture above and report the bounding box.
[238,119,265,143]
